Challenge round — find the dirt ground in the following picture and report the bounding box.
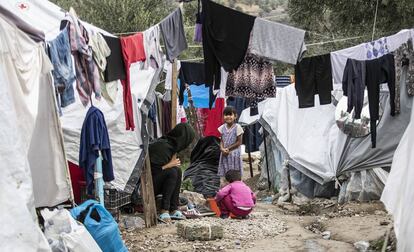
[121,198,394,252]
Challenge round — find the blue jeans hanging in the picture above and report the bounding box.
[49,27,75,107]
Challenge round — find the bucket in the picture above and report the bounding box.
[207,198,220,217]
[207,198,236,218]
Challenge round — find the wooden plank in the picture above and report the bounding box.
[171,59,178,127]
[140,154,157,227]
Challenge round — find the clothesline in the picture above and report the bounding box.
[113,13,289,35]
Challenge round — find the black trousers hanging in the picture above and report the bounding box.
[152,167,182,211]
[365,54,395,148]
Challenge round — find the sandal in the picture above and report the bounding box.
[170,210,186,220]
[183,209,202,219]
[158,212,171,224]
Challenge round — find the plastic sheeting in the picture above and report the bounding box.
[381,100,414,251]
[256,85,337,184]
[241,83,413,186]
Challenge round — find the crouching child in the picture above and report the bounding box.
[215,170,256,219]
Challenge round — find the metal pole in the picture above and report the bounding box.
[263,130,271,191]
[245,126,254,178]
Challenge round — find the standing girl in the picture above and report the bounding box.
[217,106,244,183]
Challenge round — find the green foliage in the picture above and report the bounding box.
[288,0,414,56]
[51,0,175,33]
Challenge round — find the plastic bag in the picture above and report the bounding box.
[70,200,127,252]
[338,169,386,203]
[41,208,101,252]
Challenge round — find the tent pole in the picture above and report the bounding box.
[263,130,271,191]
[140,154,157,227]
[245,126,254,178]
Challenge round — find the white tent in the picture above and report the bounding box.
[0,1,163,250]
[0,13,63,252]
[1,0,163,193]
[381,102,414,251]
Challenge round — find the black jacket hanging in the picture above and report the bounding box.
[201,0,256,89]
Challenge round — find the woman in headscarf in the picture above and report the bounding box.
[149,123,195,222]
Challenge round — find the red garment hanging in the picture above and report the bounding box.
[204,97,225,138]
[68,161,85,204]
[120,33,146,130]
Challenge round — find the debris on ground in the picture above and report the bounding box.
[354,241,370,252]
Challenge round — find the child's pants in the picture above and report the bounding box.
[216,195,252,217]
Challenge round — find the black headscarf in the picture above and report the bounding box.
[149,123,195,174]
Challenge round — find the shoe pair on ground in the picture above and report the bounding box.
[158,210,186,223]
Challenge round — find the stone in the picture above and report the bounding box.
[322,231,331,240]
[176,222,224,241]
[354,241,370,252]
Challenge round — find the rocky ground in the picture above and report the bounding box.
[120,154,395,251]
[120,197,394,252]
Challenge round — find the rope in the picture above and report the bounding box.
[372,0,380,41]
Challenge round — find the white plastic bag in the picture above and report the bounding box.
[41,208,102,252]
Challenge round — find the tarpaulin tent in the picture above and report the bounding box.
[381,97,414,251]
[1,0,163,193]
[0,0,163,250]
[239,29,414,187]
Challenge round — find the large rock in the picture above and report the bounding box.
[176,222,223,241]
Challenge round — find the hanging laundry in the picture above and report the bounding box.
[48,27,76,108]
[342,58,366,119]
[177,103,187,124]
[89,32,111,79]
[164,60,181,90]
[394,39,414,114]
[365,37,389,59]
[331,29,413,84]
[201,0,256,89]
[249,17,306,64]
[193,0,203,43]
[143,25,164,69]
[218,68,228,98]
[159,8,188,62]
[66,9,101,106]
[365,54,396,148]
[79,106,114,195]
[295,53,333,108]
[120,32,146,130]
[89,32,118,105]
[226,54,276,114]
[162,99,172,134]
[196,108,209,136]
[103,35,126,82]
[204,97,225,138]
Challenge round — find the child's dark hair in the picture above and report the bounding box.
[223,106,237,116]
[225,170,241,183]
